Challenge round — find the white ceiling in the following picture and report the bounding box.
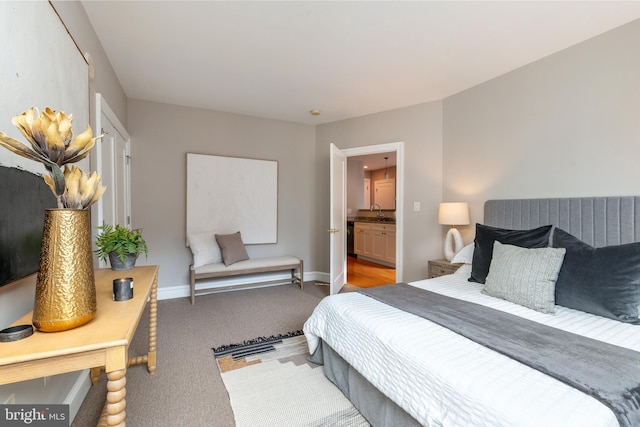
[81,1,640,125]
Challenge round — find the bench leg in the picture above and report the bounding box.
[290,264,302,289]
[190,268,196,305]
[299,259,304,289]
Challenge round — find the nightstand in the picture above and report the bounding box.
[428,259,463,278]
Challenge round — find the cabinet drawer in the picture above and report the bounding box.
[428,260,462,278]
[370,223,395,232]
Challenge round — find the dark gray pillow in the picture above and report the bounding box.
[552,228,640,324]
[215,232,249,266]
[469,224,553,284]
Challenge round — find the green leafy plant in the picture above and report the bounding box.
[95,224,148,263]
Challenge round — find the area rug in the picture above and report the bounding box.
[213,331,370,427]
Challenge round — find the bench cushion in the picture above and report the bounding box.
[192,255,300,275]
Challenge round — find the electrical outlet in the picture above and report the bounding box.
[413,201,421,212]
[4,393,16,404]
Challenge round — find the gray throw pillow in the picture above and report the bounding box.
[483,241,566,314]
[552,228,640,323]
[215,232,249,266]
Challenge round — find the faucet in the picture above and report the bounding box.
[370,204,383,219]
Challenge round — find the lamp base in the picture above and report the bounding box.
[444,227,464,261]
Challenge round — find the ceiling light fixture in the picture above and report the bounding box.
[384,156,389,180]
[310,110,320,116]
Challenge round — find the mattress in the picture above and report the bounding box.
[303,265,640,427]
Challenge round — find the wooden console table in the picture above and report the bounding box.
[0,265,159,427]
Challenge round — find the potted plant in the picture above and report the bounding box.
[95,224,148,270]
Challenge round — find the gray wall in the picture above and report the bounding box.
[315,102,444,282]
[443,19,640,244]
[347,158,365,214]
[0,0,129,415]
[127,100,316,290]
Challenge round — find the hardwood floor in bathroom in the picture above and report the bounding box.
[346,256,396,288]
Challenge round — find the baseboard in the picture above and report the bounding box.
[355,255,396,268]
[65,370,92,424]
[157,271,329,300]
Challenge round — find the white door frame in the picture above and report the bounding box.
[341,141,404,282]
[91,93,131,267]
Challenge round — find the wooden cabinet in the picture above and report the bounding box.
[385,230,396,264]
[371,227,386,259]
[355,222,395,265]
[354,222,371,256]
[428,259,462,278]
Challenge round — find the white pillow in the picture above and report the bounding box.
[187,231,222,268]
[453,263,472,279]
[451,243,474,264]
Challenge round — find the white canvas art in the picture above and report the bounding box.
[0,2,89,172]
[186,153,278,244]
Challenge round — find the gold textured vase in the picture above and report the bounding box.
[32,209,97,332]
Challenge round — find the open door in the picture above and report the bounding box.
[92,94,132,267]
[329,143,346,295]
[337,141,404,283]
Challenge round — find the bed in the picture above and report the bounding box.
[304,197,640,427]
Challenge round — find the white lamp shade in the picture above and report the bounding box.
[438,202,470,226]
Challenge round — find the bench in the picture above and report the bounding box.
[189,255,303,304]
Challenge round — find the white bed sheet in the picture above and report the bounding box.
[303,265,640,427]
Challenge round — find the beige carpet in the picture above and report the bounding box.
[214,334,369,427]
[72,282,358,427]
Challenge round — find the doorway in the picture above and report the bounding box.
[91,94,132,267]
[346,256,396,287]
[331,142,404,291]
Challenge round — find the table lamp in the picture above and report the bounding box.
[438,202,470,261]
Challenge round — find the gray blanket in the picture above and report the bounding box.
[360,283,640,427]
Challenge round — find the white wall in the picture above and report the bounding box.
[127,99,317,293]
[0,0,122,327]
[0,1,128,417]
[315,101,444,282]
[443,19,640,244]
[52,1,128,127]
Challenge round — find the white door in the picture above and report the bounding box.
[100,119,116,226]
[374,179,395,209]
[329,143,346,295]
[92,94,131,266]
[113,132,130,227]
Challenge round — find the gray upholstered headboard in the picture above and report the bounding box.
[484,197,640,248]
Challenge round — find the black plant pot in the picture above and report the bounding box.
[108,252,138,271]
